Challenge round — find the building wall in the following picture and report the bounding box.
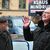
[10,0,28,10]
[0,11,28,16]
[0,0,29,16]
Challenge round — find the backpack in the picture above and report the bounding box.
[0,31,13,50]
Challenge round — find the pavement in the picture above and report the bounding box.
[10,34,33,50]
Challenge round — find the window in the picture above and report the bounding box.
[2,0,9,9]
[19,0,26,9]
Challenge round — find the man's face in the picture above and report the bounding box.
[42,11,50,22]
[0,22,8,31]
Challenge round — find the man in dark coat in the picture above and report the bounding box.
[0,18,13,50]
[23,7,50,50]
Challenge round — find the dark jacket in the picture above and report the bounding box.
[0,31,13,50]
[23,20,50,50]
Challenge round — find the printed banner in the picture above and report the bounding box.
[29,0,50,16]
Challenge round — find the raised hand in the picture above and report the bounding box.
[23,16,31,27]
